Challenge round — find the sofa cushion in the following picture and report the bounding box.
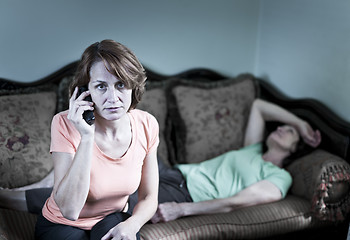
[0,92,56,188]
[167,74,257,164]
[140,195,328,240]
[137,82,170,166]
[286,149,350,221]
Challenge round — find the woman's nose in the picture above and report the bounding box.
[107,88,119,102]
[277,126,284,133]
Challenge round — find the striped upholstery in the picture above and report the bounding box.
[140,195,330,240]
[0,196,333,240]
[0,209,37,240]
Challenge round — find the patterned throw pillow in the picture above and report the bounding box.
[168,74,257,164]
[137,82,170,166]
[0,92,56,188]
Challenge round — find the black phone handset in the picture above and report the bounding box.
[77,86,95,125]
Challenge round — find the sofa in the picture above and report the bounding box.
[0,61,349,240]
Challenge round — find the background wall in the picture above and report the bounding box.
[0,0,259,80]
[0,0,349,122]
[255,0,350,122]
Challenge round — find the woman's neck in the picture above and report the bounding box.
[94,113,130,139]
[262,149,290,168]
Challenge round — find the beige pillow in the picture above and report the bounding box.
[0,92,56,188]
[168,75,257,164]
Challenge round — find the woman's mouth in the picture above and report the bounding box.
[105,106,121,112]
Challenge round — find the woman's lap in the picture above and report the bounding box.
[35,211,140,240]
[26,188,52,214]
[35,213,89,240]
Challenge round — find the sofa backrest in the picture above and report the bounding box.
[1,60,349,166]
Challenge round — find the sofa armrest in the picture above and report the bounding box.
[286,149,350,221]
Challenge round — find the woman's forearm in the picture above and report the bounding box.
[182,180,282,217]
[127,152,159,231]
[126,193,158,232]
[54,136,94,220]
[153,180,282,223]
[254,99,303,127]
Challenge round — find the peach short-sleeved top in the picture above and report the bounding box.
[42,109,159,230]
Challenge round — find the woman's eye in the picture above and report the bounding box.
[96,84,106,90]
[117,82,125,89]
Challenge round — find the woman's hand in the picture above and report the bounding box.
[101,221,138,240]
[151,202,184,223]
[297,121,322,147]
[67,87,95,136]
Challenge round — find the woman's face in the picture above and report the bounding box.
[266,125,300,153]
[88,61,132,121]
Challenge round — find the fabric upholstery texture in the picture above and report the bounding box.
[0,84,56,97]
[0,208,37,240]
[287,149,350,221]
[0,92,56,188]
[137,82,170,166]
[0,68,348,239]
[56,75,74,112]
[140,195,328,240]
[168,75,257,164]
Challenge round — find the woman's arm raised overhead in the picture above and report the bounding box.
[243,99,321,147]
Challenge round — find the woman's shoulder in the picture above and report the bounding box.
[242,142,263,152]
[54,110,69,118]
[52,110,75,130]
[129,109,158,124]
[129,109,159,136]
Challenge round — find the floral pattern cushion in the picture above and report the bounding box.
[0,92,56,188]
[168,74,258,164]
[137,82,170,166]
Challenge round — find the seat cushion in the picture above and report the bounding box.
[140,195,329,240]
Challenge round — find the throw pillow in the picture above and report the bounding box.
[137,82,170,166]
[168,74,258,164]
[286,149,350,221]
[0,92,56,188]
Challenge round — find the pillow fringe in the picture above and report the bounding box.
[311,163,350,221]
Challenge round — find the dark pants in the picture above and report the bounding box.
[27,158,192,239]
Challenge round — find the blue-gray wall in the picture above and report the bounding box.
[1,0,349,122]
[255,0,350,123]
[0,0,259,80]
